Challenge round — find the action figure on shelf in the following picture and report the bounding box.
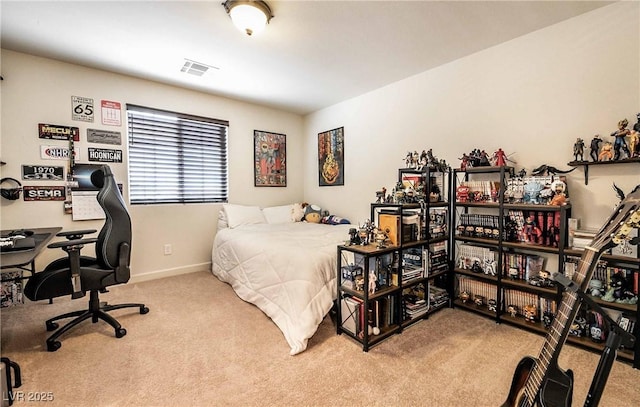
[522,215,542,244]
[375,187,386,203]
[634,112,640,133]
[459,153,472,170]
[523,304,538,323]
[598,141,614,161]
[589,135,602,162]
[492,148,515,167]
[629,130,640,158]
[572,137,585,161]
[610,118,631,160]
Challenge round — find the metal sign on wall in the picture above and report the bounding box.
[38,123,80,141]
[71,95,94,122]
[23,186,66,201]
[40,145,80,160]
[22,165,65,181]
[88,148,123,163]
[87,128,122,145]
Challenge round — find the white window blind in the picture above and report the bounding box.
[127,104,228,204]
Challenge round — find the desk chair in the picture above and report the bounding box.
[24,165,148,352]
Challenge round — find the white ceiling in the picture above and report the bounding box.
[1,1,612,115]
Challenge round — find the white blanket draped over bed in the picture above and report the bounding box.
[211,222,352,355]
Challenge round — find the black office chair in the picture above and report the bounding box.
[24,165,149,352]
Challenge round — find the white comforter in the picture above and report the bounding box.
[211,222,352,355]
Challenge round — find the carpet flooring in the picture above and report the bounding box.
[1,271,639,406]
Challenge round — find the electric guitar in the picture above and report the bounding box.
[502,185,640,407]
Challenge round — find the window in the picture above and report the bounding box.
[127,104,228,204]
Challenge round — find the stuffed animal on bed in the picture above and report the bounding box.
[303,204,323,223]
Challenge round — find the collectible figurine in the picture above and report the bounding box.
[523,304,538,323]
[348,228,361,246]
[492,148,515,167]
[572,138,585,161]
[488,299,497,313]
[522,215,542,244]
[473,294,485,307]
[507,304,518,318]
[459,153,472,170]
[610,118,631,160]
[629,130,640,158]
[459,291,470,304]
[588,279,604,297]
[589,135,602,162]
[598,141,614,161]
[634,112,640,133]
[542,311,554,329]
[375,187,386,203]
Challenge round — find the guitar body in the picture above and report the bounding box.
[501,186,640,407]
[502,356,574,407]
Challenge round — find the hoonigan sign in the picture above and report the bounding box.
[88,148,123,163]
[38,123,80,141]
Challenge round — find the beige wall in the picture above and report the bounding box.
[2,2,638,282]
[303,2,640,230]
[0,51,304,281]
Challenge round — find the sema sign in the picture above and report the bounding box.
[88,148,122,163]
[23,186,66,201]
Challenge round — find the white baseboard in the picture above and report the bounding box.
[129,262,211,284]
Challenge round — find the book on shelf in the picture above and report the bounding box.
[429,285,450,308]
[340,296,361,335]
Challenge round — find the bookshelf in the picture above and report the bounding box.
[451,165,640,368]
[336,167,452,351]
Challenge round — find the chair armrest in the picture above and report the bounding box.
[48,238,98,250]
[57,229,97,240]
[48,237,98,299]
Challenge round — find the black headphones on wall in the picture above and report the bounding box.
[1,177,22,200]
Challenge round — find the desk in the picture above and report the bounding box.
[1,227,62,277]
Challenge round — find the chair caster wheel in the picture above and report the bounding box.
[46,321,58,331]
[116,328,127,338]
[140,306,149,314]
[47,341,61,352]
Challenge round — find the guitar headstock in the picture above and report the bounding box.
[590,185,640,253]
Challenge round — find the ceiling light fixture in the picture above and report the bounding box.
[222,0,273,36]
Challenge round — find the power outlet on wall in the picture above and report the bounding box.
[163,244,172,255]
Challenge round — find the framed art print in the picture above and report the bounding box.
[254,130,286,187]
[318,126,344,186]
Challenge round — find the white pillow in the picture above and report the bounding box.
[223,204,266,228]
[263,204,294,224]
[217,209,229,231]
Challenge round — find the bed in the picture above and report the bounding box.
[211,203,352,355]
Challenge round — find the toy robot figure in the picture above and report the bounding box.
[610,118,631,160]
[589,135,602,162]
[572,138,585,161]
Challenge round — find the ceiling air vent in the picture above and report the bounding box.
[180,59,218,76]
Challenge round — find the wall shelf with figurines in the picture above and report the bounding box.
[568,116,640,184]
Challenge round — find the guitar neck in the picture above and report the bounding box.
[523,249,600,400]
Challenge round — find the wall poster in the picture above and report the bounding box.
[254,130,286,187]
[317,126,344,186]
